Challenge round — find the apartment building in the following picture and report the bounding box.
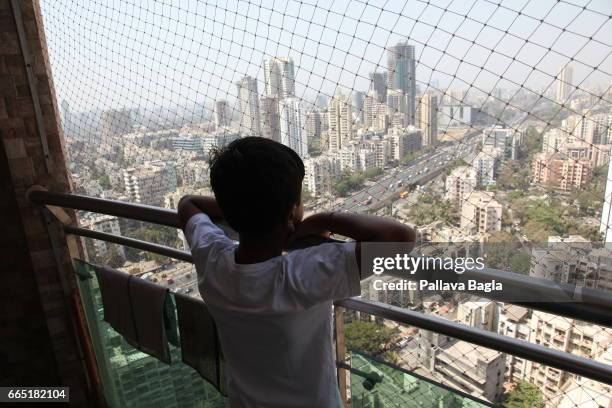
[498,305,531,382]
[81,213,125,260]
[473,147,501,186]
[457,300,499,332]
[123,161,178,207]
[527,311,612,403]
[460,191,502,235]
[445,166,477,205]
[303,154,341,197]
[532,153,593,191]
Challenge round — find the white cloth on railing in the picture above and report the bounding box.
[93,265,172,364]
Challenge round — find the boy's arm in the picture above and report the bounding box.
[288,212,416,279]
[177,195,224,230]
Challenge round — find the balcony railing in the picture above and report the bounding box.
[28,188,612,407]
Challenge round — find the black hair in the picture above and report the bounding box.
[209,137,305,235]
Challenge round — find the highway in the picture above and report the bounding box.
[333,131,482,213]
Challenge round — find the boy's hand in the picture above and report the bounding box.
[286,213,332,249]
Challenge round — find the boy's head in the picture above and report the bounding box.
[210,137,305,237]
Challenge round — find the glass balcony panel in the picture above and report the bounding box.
[73,259,225,408]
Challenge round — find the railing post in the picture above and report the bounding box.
[335,306,349,407]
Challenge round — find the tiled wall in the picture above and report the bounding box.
[0,0,93,405]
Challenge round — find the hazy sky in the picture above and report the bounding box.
[40,0,612,113]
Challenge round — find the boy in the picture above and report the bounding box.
[178,137,415,407]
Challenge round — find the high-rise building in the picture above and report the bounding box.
[260,95,281,142]
[363,91,387,131]
[99,108,133,157]
[387,41,416,124]
[555,64,573,104]
[351,91,365,123]
[460,191,502,235]
[368,71,387,102]
[417,91,438,147]
[263,56,295,98]
[213,99,230,127]
[279,97,308,158]
[386,89,407,128]
[601,160,612,243]
[327,91,353,151]
[236,76,261,136]
[304,107,322,142]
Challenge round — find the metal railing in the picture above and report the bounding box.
[28,188,612,388]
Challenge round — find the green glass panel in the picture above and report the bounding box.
[350,351,492,408]
[73,259,226,408]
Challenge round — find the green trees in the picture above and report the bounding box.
[404,193,457,226]
[345,320,399,363]
[503,381,543,408]
[333,168,383,196]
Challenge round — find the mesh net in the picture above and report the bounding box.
[37,0,612,406]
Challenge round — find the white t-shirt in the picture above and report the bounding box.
[184,213,361,408]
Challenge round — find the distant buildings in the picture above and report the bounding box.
[555,64,573,104]
[473,147,501,186]
[303,154,341,197]
[438,104,473,129]
[99,108,133,157]
[417,91,438,148]
[123,161,178,207]
[445,166,477,206]
[460,191,502,235]
[81,213,125,260]
[387,41,416,125]
[368,71,387,103]
[601,160,612,243]
[260,95,281,142]
[387,127,421,161]
[327,91,353,151]
[304,107,322,142]
[263,56,295,98]
[236,75,261,136]
[532,153,593,190]
[213,99,230,128]
[279,97,308,159]
[481,125,523,160]
[363,91,388,131]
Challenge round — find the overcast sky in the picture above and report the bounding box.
[40,0,612,113]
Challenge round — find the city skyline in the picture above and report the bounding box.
[41,0,612,113]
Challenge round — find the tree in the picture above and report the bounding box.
[364,167,383,180]
[102,245,125,268]
[503,381,543,408]
[345,320,399,362]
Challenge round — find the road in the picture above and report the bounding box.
[333,131,481,213]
